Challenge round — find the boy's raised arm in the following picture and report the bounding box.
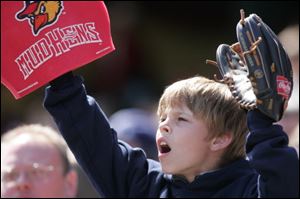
[209,10,299,197]
[246,109,299,197]
[43,72,162,197]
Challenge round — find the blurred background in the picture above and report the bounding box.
[2,1,298,133]
[1,1,299,197]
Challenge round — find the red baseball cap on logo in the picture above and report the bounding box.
[1,1,115,99]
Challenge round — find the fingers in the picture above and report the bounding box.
[230,42,241,53]
[261,22,293,78]
[216,44,234,74]
[258,21,283,74]
[230,42,245,62]
[237,15,272,93]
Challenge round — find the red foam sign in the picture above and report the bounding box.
[1,1,115,99]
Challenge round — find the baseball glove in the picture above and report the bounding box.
[206,9,293,122]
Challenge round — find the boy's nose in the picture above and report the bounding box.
[159,123,171,134]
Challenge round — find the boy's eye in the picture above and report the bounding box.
[160,117,166,122]
[178,117,187,121]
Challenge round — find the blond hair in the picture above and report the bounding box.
[1,124,72,174]
[158,76,248,165]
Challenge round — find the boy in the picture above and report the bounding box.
[43,72,299,197]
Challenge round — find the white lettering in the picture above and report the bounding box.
[15,22,104,80]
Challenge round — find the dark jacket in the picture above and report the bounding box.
[44,74,299,198]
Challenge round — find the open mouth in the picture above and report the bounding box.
[159,141,171,153]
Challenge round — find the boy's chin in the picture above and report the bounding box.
[161,164,176,175]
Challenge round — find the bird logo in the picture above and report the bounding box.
[16,1,63,36]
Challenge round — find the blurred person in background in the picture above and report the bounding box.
[109,108,158,160]
[1,124,78,198]
[289,123,299,156]
[278,24,299,153]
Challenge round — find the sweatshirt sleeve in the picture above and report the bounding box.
[246,109,299,198]
[43,73,163,197]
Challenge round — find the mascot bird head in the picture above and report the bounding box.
[17,1,63,35]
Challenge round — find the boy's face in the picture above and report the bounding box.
[156,103,214,182]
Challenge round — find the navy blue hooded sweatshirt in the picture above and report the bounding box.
[43,73,299,198]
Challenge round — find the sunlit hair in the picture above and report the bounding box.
[1,124,71,175]
[157,76,248,165]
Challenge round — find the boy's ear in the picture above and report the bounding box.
[210,133,232,151]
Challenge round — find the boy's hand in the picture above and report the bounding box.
[49,71,75,91]
[207,9,293,122]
